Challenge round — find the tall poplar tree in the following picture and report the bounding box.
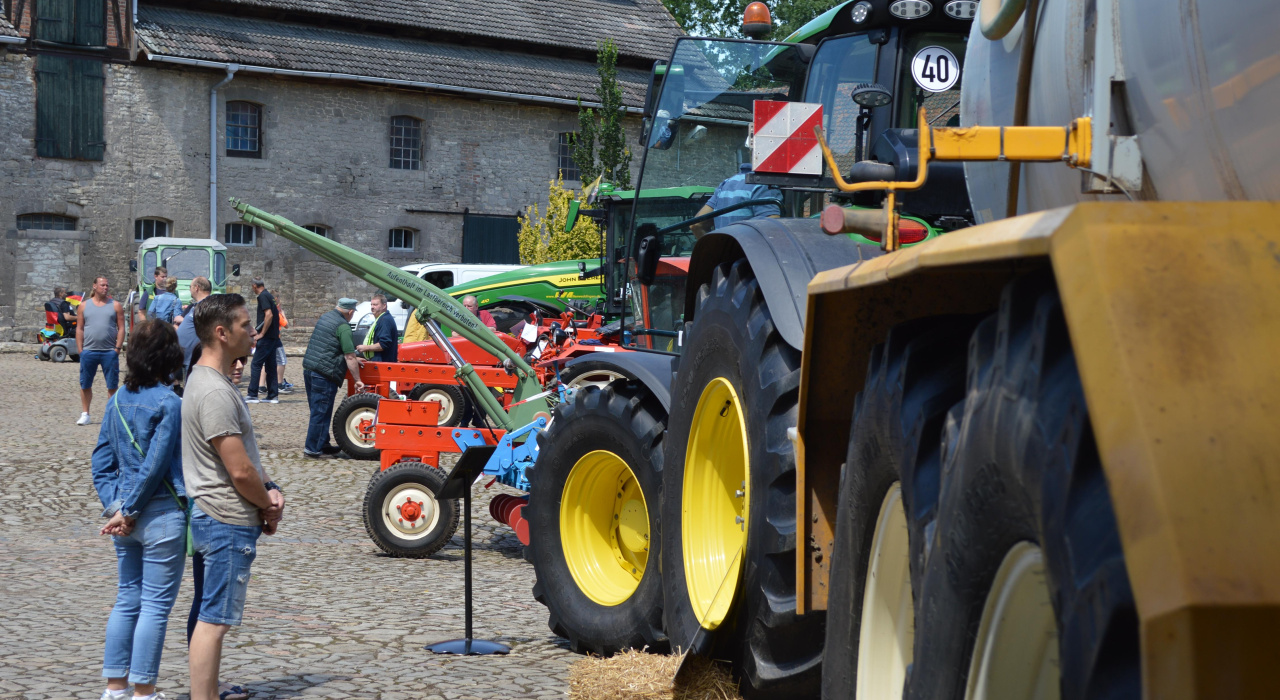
[574,39,632,189]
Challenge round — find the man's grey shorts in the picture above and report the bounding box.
[191,506,261,626]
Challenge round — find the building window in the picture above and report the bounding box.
[557,132,580,181]
[134,218,170,241]
[35,55,105,160]
[303,224,330,238]
[17,213,76,230]
[224,223,256,246]
[226,102,262,158]
[388,228,416,251]
[390,116,422,170]
[33,0,105,46]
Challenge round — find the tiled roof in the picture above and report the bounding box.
[0,11,20,38]
[136,6,654,107]
[186,0,683,63]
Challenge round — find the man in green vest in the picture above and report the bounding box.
[301,298,366,458]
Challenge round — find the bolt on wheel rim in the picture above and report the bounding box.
[964,541,1060,700]
[382,483,441,540]
[856,483,914,699]
[682,377,749,631]
[560,450,650,606]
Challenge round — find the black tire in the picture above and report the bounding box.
[407,383,467,427]
[525,382,667,655]
[332,392,382,461]
[49,345,68,363]
[821,316,980,699]
[363,459,460,558]
[907,273,1139,700]
[558,360,629,392]
[661,259,823,698]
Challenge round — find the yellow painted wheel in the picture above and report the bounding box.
[682,377,749,631]
[560,450,651,607]
[964,542,1060,700]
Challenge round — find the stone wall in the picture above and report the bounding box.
[0,46,641,333]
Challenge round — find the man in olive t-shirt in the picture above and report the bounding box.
[182,293,284,700]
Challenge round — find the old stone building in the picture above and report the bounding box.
[0,0,680,334]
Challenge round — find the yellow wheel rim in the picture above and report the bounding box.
[560,450,650,607]
[682,377,749,630]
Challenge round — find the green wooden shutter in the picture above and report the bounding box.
[35,0,75,44]
[74,0,106,46]
[74,59,105,160]
[35,55,73,159]
[35,55,105,161]
[462,215,521,264]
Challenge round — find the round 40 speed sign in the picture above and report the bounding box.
[911,46,959,93]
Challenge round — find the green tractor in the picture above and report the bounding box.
[126,237,238,338]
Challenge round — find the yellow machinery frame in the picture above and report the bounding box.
[796,202,1280,698]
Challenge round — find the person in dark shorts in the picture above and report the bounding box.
[77,276,126,426]
[246,278,280,404]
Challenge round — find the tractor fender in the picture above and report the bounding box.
[564,352,677,412]
[684,218,881,351]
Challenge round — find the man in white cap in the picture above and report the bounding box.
[300,298,365,458]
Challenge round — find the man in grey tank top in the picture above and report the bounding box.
[76,275,125,425]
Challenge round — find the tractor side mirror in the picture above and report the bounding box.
[565,200,581,232]
[634,223,663,286]
[231,264,241,277]
[129,260,138,272]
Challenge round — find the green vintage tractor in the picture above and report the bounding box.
[125,237,238,340]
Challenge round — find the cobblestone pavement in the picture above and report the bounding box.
[0,354,576,699]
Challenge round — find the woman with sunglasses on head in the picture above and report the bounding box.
[91,319,186,700]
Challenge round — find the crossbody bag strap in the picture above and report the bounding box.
[113,397,185,511]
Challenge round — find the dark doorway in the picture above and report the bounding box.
[462,214,520,264]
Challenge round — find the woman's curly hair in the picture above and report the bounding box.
[123,319,183,392]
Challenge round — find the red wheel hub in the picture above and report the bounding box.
[398,499,423,522]
[357,418,375,438]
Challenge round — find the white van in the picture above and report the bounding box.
[350,262,521,334]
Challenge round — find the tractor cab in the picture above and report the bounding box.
[130,237,237,306]
[599,0,975,356]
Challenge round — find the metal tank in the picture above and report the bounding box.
[962,0,1280,220]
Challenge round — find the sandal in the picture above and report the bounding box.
[218,683,249,700]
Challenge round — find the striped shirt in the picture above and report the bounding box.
[705,163,782,231]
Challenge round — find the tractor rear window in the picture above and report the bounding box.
[161,248,211,281]
[895,32,967,129]
[805,34,880,176]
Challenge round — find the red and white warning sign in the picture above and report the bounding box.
[752,101,824,175]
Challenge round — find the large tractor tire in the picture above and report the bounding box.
[661,260,823,698]
[406,383,467,427]
[363,459,460,558]
[524,382,667,655]
[904,274,1139,700]
[821,316,980,700]
[333,392,382,460]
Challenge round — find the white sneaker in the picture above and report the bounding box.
[76,412,91,425]
[245,398,261,404]
[99,688,128,700]
[265,399,279,404]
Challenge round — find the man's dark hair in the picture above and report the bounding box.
[371,292,387,305]
[194,293,247,344]
[123,319,183,392]
[154,266,167,276]
[53,285,66,299]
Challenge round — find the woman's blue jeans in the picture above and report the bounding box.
[102,505,186,684]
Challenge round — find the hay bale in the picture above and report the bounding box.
[567,650,742,700]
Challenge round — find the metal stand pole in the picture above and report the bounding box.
[425,466,509,656]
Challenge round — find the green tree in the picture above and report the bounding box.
[518,175,603,265]
[574,39,632,189]
[659,0,838,40]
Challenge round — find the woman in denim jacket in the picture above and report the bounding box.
[91,319,186,700]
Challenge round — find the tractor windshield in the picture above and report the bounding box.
[638,38,809,193]
[161,248,212,281]
[804,33,880,176]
